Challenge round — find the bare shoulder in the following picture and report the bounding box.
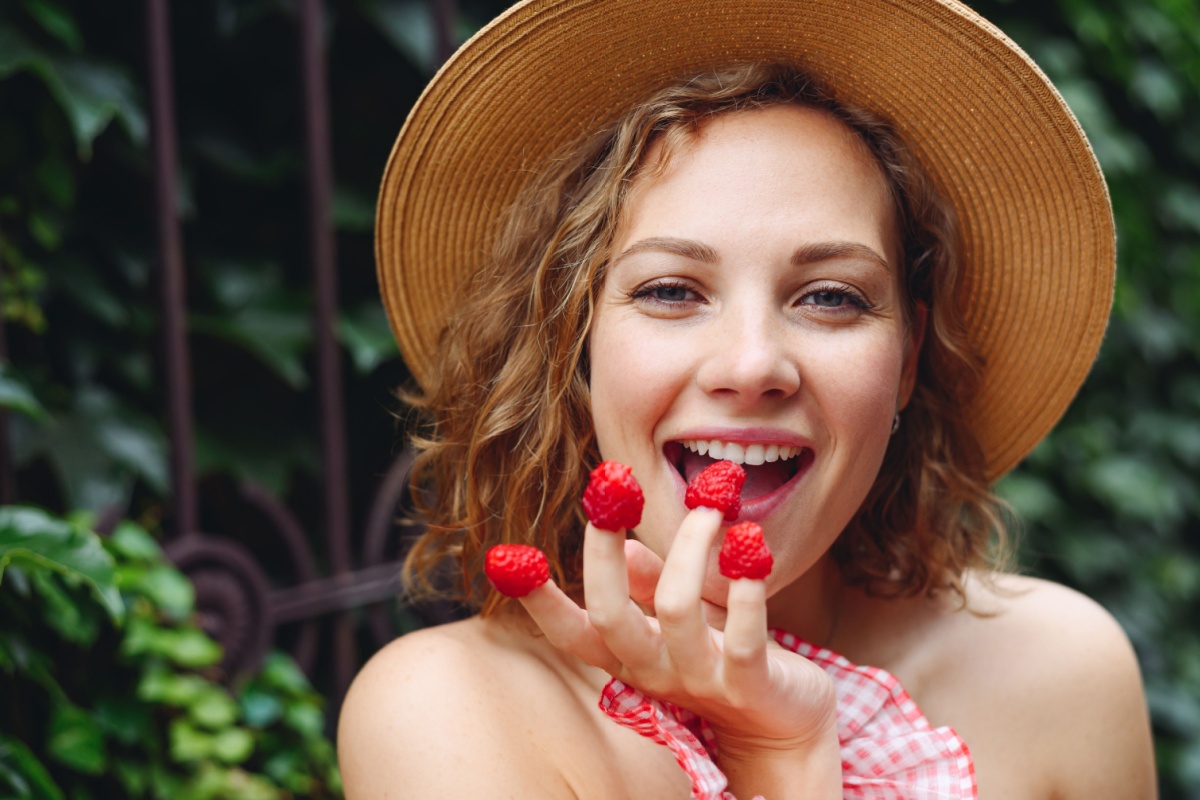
[337,614,579,798]
[965,572,1138,663]
[915,573,1157,799]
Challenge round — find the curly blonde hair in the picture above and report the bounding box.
[400,63,1010,615]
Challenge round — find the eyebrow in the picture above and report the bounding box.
[614,236,891,273]
[614,236,718,264]
[791,241,891,273]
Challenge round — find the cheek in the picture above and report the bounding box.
[808,331,906,464]
[588,314,673,456]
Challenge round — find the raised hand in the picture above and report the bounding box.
[485,461,842,797]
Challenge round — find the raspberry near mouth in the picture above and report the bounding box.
[665,441,809,502]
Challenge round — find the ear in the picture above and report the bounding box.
[899,300,927,409]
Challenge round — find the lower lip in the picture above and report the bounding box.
[669,449,814,523]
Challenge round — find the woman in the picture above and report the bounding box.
[339,2,1156,797]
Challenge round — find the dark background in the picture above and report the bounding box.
[1,0,1198,796]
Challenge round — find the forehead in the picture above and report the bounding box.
[616,105,898,261]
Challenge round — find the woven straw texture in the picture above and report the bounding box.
[375,0,1114,481]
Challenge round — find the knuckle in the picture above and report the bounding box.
[653,593,690,625]
[724,641,760,669]
[586,604,623,633]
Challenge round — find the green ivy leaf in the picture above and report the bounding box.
[47,256,128,327]
[93,697,152,747]
[29,568,99,645]
[0,628,62,696]
[259,651,312,694]
[21,0,83,52]
[46,57,146,159]
[110,759,148,798]
[106,521,162,563]
[0,507,122,622]
[191,308,312,390]
[188,686,239,730]
[339,303,398,375]
[0,364,47,421]
[46,703,106,775]
[357,0,437,73]
[995,472,1064,523]
[239,687,283,728]
[0,29,145,159]
[122,619,221,668]
[165,628,223,668]
[168,719,213,763]
[283,704,323,739]
[1084,456,1185,525]
[124,563,195,619]
[209,728,254,765]
[332,185,375,232]
[0,733,65,800]
[17,387,169,510]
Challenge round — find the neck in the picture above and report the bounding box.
[766,553,845,648]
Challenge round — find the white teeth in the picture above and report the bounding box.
[678,439,801,466]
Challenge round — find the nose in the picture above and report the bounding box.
[695,307,801,405]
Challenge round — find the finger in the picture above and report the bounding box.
[654,507,725,670]
[702,600,728,631]
[721,577,769,693]
[519,580,622,674]
[583,522,659,665]
[625,538,664,613]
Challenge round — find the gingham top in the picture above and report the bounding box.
[598,629,977,800]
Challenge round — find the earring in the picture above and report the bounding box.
[890,413,901,435]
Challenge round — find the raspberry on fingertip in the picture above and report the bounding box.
[685,460,746,522]
[719,521,773,580]
[485,544,551,597]
[582,460,644,532]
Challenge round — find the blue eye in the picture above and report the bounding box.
[631,281,699,306]
[810,290,848,307]
[650,285,690,302]
[800,285,871,313]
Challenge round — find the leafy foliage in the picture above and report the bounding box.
[970,0,1200,795]
[0,507,341,799]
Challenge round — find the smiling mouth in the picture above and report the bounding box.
[664,439,813,501]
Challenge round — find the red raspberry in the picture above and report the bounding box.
[582,460,644,532]
[719,521,773,580]
[685,460,746,521]
[484,544,550,598]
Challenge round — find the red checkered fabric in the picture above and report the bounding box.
[598,629,977,800]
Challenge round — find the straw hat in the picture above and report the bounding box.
[375,0,1114,481]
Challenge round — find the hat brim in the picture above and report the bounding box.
[376,0,1115,481]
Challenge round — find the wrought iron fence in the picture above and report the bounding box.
[0,0,459,707]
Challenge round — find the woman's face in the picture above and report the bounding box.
[588,104,920,608]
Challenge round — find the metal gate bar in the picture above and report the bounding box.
[136,0,459,704]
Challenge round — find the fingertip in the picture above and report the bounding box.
[726,575,768,606]
[516,575,564,610]
[688,506,726,524]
